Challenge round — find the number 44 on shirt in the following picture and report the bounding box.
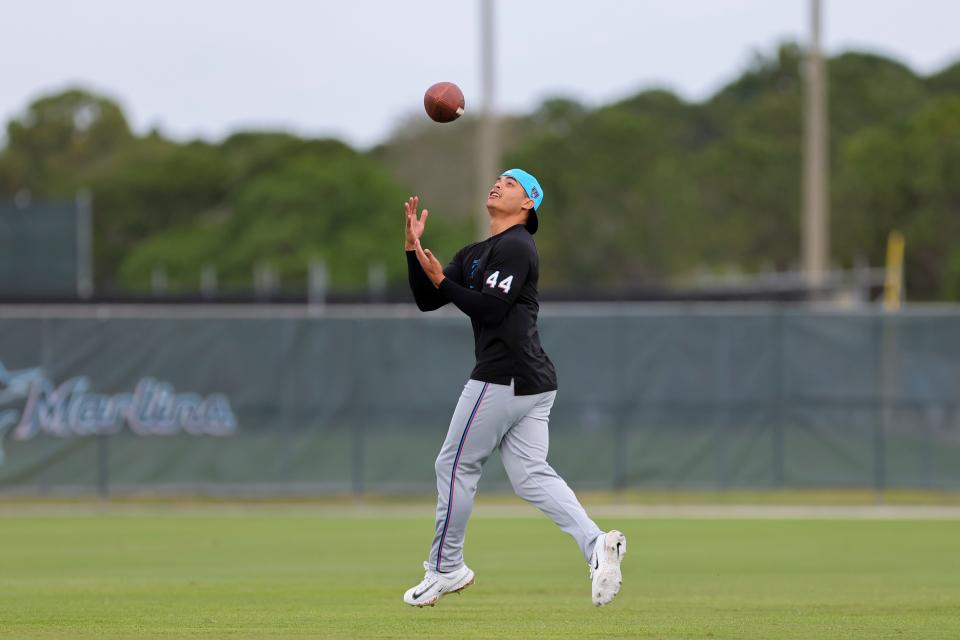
[485,271,513,294]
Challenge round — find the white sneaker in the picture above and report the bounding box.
[589,530,626,606]
[403,561,475,607]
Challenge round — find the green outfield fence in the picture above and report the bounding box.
[0,304,957,496]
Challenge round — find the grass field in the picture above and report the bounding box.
[2,506,959,639]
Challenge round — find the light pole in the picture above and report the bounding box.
[476,0,499,240]
[802,0,829,291]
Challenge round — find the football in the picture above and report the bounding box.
[424,82,465,123]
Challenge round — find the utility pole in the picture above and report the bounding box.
[76,189,94,300]
[802,0,829,291]
[476,0,499,240]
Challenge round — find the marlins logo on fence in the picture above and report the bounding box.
[0,361,237,464]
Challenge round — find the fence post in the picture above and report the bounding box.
[612,418,627,491]
[876,313,897,502]
[96,434,110,500]
[772,310,785,487]
[367,262,387,303]
[254,262,278,301]
[151,265,168,296]
[351,423,365,498]
[308,260,328,313]
[200,264,218,299]
[76,189,94,300]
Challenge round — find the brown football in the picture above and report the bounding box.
[423,82,465,123]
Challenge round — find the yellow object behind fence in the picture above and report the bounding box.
[883,230,905,311]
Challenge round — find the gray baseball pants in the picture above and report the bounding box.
[428,379,603,572]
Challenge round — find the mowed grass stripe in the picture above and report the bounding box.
[1,513,958,639]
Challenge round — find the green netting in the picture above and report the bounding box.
[0,308,958,493]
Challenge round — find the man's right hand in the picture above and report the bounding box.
[404,196,429,251]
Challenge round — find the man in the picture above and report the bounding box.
[402,168,626,608]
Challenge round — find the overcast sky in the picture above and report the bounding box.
[3,0,958,148]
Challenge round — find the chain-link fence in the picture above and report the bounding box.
[0,304,957,495]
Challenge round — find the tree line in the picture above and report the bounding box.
[1,43,958,299]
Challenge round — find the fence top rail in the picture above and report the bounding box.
[1,302,959,320]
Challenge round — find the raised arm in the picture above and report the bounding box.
[405,196,462,311]
[407,251,447,311]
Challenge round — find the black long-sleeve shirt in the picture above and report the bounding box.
[406,252,509,323]
[405,224,557,395]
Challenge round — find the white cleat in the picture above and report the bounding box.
[590,530,626,606]
[403,561,476,607]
